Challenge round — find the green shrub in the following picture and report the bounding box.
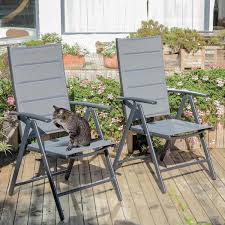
[24,39,44,47]
[41,32,62,44]
[101,42,117,57]
[67,76,123,140]
[0,142,12,154]
[129,20,168,43]
[0,78,15,116]
[0,69,224,140]
[167,69,225,125]
[63,43,89,56]
[130,20,206,52]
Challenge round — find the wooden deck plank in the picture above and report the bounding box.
[216,123,224,149]
[134,162,168,225]
[79,158,98,225]
[185,149,225,221]
[0,162,13,216]
[164,153,211,224]
[99,153,126,225]
[123,162,155,225]
[42,157,56,225]
[90,154,113,225]
[55,158,70,224]
[0,154,26,225]
[195,149,225,204]
[142,160,183,225]
[160,160,197,225]
[13,153,36,225]
[171,151,225,225]
[68,159,84,225]
[27,154,44,225]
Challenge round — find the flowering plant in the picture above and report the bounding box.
[63,43,89,57]
[167,69,225,125]
[101,42,117,57]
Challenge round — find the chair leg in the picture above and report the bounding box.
[137,104,166,193]
[32,121,64,221]
[146,135,166,193]
[113,103,137,170]
[199,133,216,180]
[65,159,75,180]
[104,149,122,201]
[9,122,31,196]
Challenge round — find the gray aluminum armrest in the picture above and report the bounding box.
[9,111,51,123]
[70,101,111,110]
[167,88,208,97]
[118,96,157,105]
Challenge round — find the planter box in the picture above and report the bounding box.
[204,46,220,68]
[180,49,205,71]
[103,55,118,69]
[163,46,181,74]
[63,55,85,68]
[2,120,19,151]
[217,49,225,68]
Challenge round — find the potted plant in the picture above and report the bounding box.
[62,43,89,68]
[101,42,118,69]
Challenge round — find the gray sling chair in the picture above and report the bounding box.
[7,44,122,221]
[113,36,216,193]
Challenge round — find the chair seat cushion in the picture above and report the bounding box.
[28,136,113,158]
[131,119,212,139]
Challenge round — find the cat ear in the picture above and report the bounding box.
[53,105,58,110]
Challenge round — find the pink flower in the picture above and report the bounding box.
[184,111,193,117]
[202,76,209,81]
[7,96,15,106]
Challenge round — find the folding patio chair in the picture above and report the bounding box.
[7,44,122,220]
[113,36,216,193]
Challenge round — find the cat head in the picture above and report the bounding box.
[52,105,70,123]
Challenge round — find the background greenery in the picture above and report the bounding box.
[0,69,224,141]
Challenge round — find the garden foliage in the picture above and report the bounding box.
[0,70,224,141]
[130,20,225,52]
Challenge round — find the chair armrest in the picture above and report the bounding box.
[9,111,51,123]
[118,96,157,105]
[70,101,111,111]
[167,88,208,97]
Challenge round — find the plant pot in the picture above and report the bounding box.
[63,54,85,68]
[103,55,118,69]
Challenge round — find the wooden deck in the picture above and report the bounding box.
[1,147,225,225]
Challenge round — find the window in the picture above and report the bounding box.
[0,0,37,39]
[63,0,147,33]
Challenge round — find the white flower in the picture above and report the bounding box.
[216,78,224,87]
[186,105,191,110]
[118,125,123,131]
[107,93,113,100]
[202,75,209,81]
[177,81,183,86]
[213,100,220,106]
[97,85,105,94]
[192,75,198,81]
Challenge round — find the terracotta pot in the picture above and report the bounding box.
[63,54,85,68]
[103,55,118,69]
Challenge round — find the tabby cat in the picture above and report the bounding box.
[52,105,91,151]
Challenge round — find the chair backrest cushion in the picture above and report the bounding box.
[116,36,170,121]
[8,44,70,134]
